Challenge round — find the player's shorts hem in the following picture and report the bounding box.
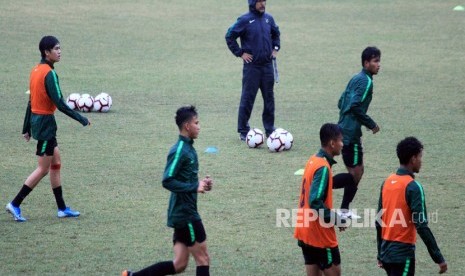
[298,241,341,270]
[173,220,207,247]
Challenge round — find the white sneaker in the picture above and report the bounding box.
[337,209,361,220]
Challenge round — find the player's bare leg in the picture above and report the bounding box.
[188,241,210,275]
[322,264,341,276]
[173,242,190,273]
[305,264,323,276]
[347,164,364,185]
[24,154,53,189]
[49,147,61,188]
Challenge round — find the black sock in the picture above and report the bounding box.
[11,185,33,207]
[196,266,209,276]
[52,186,66,210]
[134,261,176,276]
[333,173,357,210]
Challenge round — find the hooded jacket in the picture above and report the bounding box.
[225,0,280,65]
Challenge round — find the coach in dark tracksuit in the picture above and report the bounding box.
[225,0,281,140]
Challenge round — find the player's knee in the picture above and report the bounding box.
[50,163,61,171]
[195,250,210,266]
[38,167,50,177]
[173,259,188,273]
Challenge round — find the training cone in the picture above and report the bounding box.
[453,5,464,11]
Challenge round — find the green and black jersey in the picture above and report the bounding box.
[337,68,377,145]
[23,59,88,141]
[162,135,201,228]
[376,168,445,264]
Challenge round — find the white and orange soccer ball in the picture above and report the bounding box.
[246,128,265,148]
[77,94,94,112]
[92,92,112,113]
[66,93,81,110]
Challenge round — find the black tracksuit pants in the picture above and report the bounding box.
[238,62,275,136]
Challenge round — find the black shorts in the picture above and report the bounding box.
[342,143,363,168]
[173,220,207,247]
[298,241,341,270]
[36,138,58,156]
[382,259,415,276]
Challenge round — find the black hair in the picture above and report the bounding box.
[320,123,342,147]
[396,137,423,165]
[175,105,198,130]
[361,46,381,66]
[39,36,60,59]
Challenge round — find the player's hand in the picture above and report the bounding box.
[241,52,253,63]
[203,175,213,191]
[23,133,31,142]
[438,262,447,274]
[372,125,380,134]
[377,260,383,268]
[271,50,278,59]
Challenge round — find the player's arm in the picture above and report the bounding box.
[22,100,32,137]
[350,78,377,130]
[225,17,246,57]
[309,166,340,224]
[162,150,199,193]
[44,71,89,126]
[406,181,446,265]
[375,182,385,262]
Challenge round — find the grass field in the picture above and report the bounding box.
[1,0,464,275]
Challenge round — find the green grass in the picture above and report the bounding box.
[1,0,464,275]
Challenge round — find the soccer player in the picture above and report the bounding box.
[376,137,447,275]
[294,123,347,276]
[5,35,90,222]
[333,46,381,219]
[122,105,213,276]
[225,0,281,140]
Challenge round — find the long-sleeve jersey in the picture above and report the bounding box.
[22,59,88,141]
[225,0,280,65]
[337,68,377,145]
[294,149,346,248]
[376,168,445,264]
[162,135,201,228]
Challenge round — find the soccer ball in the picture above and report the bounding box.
[266,131,286,152]
[246,128,265,148]
[276,128,294,150]
[92,92,112,112]
[66,93,81,110]
[77,94,94,112]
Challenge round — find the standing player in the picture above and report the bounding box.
[294,123,347,276]
[6,35,90,222]
[333,46,381,219]
[376,137,447,275]
[225,0,281,140]
[122,105,213,276]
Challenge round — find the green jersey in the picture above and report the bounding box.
[337,68,377,145]
[376,168,445,264]
[162,135,200,228]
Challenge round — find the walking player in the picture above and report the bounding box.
[6,35,90,222]
[376,137,447,275]
[333,46,381,219]
[122,106,213,276]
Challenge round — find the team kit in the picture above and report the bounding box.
[6,1,447,275]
